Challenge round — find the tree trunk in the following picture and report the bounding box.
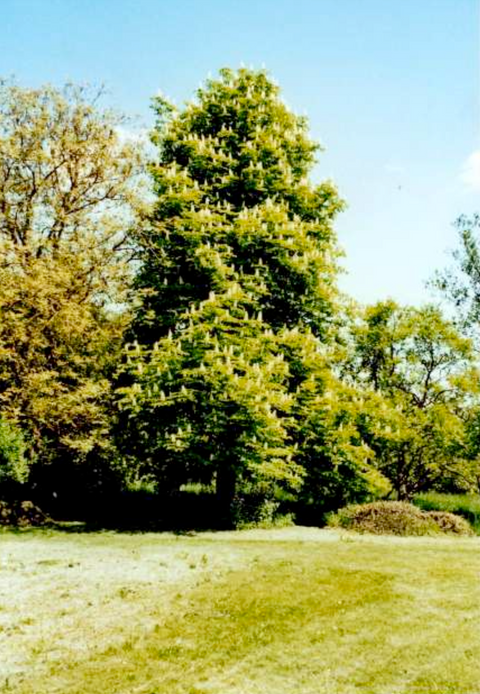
[397,481,410,502]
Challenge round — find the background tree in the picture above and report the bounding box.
[348,300,479,499]
[432,213,480,495]
[434,214,480,330]
[0,80,144,496]
[121,67,347,525]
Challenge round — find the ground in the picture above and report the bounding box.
[1,526,479,693]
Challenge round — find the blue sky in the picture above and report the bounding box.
[2,0,479,305]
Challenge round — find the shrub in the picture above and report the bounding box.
[328,501,474,537]
[236,508,295,530]
[0,418,29,495]
[427,510,474,535]
[232,493,280,528]
[0,500,49,527]
[230,482,297,529]
[414,492,480,533]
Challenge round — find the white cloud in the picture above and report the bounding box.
[460,150,480,191]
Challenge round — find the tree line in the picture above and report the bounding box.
[1,69,480,528]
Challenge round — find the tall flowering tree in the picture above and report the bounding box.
[121,68,346,525]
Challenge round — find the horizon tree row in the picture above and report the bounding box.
[0,70,479,526]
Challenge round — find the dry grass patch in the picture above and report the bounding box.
[328,501,474,536]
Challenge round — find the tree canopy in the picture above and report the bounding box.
[0,80,144,471]
[1,69,479,528]
[120,68,347,524]
[348,301,479,499]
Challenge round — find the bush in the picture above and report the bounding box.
[328,501,474,537]
[427,510,474,535]
[230,482,297,529]
[0,418,29,496]
[414,492,480,534]
[0,500,50,527]
[233,495,279,528]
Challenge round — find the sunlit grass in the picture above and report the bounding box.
[1,527,480,693]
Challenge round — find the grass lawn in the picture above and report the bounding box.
[1,526,480,694]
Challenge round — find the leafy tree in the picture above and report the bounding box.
[293,371,391,523]
[433,214,480,491]
[121,67,346,525]
[434,214,480,329]
[0,80,144,472]
[349,301,479,499]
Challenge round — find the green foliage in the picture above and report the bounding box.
[0,80,144,468]
[434,214,480,328]
[135,67,344,342]
[328,500,473,536]
[414,492,480,533]
[230,480,289,527]
[456,406,480,491]
[293,373,390,524]
[0,417,29,489]
[347,301,479,499]
[3,71,477,528]
[121,67,349,524]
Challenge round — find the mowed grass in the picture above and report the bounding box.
[1,527,480,694]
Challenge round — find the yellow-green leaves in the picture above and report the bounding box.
[123,68,346,518]
[350,301,480,498]
[0,81,144,465]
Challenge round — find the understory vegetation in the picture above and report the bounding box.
[414,492,480,534]
[2,69,480,529]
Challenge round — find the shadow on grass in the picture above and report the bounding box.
[1,490,227,535]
